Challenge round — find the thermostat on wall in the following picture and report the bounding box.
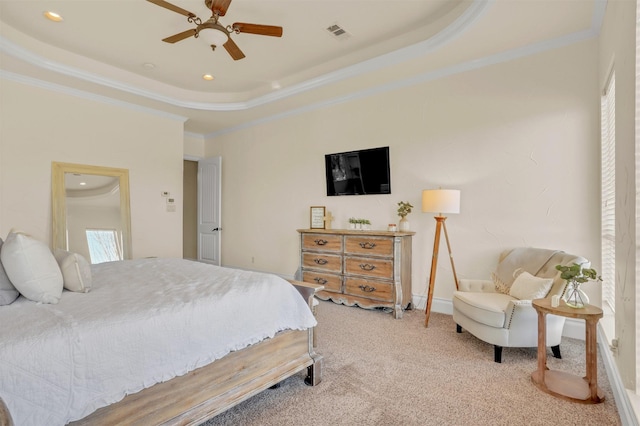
[166,197,176,212]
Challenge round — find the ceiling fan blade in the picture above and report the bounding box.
[146,0,196,18]
[208,0,232,16]
[232,22,283,37]
[162,29,197,43]
[223,37,245,60]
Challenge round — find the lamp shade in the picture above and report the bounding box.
[199,27,229,47]
[422,189,460,214]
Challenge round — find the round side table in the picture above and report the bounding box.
[531,298,604,404]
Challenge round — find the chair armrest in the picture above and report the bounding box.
[504,299,536,329]
[458,278,496,293]
[503,299,566,346]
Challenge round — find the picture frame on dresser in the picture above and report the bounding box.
[309,206,326,229]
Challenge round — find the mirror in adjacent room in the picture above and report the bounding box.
[52,162,132,263]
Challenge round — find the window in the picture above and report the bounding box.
[601,72,615,312]
[86,229,122,264]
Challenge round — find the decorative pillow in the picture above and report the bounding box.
[54,249,92,293]
[0,232,63,304]
[0,238,20,305]
[509,271,554,300]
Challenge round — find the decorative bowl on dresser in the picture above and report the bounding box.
[297,229,414,318]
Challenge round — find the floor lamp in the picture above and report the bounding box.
[422,189,460,327]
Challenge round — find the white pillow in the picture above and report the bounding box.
[509,271,554,300]
[54,249,92,293]
[0,232,63,304]
[0,238,20,305]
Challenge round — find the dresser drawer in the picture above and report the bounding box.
[302,252,342,272]
[302,271,342,293]
[345,277,393,302]
[345,236,393,257]
[344,256,393,279]
[302,233,343,252]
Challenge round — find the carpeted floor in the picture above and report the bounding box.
[201,300,621,426]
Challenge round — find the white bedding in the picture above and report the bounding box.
[0,258,317,426]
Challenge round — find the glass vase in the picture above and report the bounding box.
[564,281,589,308]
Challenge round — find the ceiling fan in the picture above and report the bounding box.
[147,0,283,60]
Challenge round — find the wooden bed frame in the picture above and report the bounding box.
[0,281,322,426]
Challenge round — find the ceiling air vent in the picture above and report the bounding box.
[326,23,351,41]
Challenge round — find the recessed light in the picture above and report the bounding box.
[44,11,63,22]
[79,182,87,186]
[142,63,156,70]
[271,81,281,90]
[202,74,214,81]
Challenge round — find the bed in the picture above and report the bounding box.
[0,257,322,426]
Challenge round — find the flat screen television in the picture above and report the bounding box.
[325,146,391,196]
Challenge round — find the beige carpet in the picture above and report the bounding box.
[202,300,621,426]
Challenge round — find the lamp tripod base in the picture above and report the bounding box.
[425,216,458,327]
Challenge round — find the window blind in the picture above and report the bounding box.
[601,72,615,312]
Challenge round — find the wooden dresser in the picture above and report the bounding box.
[297,229,414,319]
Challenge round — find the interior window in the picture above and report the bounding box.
[86,229,123,264]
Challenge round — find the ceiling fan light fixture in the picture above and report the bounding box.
[197,25,229,48]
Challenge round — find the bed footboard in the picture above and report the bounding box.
[67,280,324,426]
[70,328,321,426]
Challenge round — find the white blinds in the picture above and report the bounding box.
[601,72,616,312]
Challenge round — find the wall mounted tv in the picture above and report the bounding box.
[325,146,391,196]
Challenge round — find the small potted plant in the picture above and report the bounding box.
[555,263,602,308]
[397,201,413,231]
[348,217,357,230]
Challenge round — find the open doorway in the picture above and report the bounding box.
[183,160,198,260]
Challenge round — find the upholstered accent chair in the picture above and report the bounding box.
[452,248,589,363]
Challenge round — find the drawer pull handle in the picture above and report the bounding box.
[359,263,376,271]
[359,242,377,249]
[359,285,376,292]
[314,277,328,285]
[314,239,328,246]
[314,258,328,265]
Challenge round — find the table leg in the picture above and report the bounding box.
[585,317,599,401]
[537,310,547,377]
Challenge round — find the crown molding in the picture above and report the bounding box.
[0,70,188,123]
[0,0,490,112]
[203,0,606,138]
[0,0,606,139]
[204,25,600,139]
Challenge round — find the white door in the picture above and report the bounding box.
[197,156,221,265]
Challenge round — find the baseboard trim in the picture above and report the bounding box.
[598,326,639,426]
[417,294,637,425]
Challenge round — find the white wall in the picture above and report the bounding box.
[0,80,184,259]
[184,133,205,159]
[206,39,600,308]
